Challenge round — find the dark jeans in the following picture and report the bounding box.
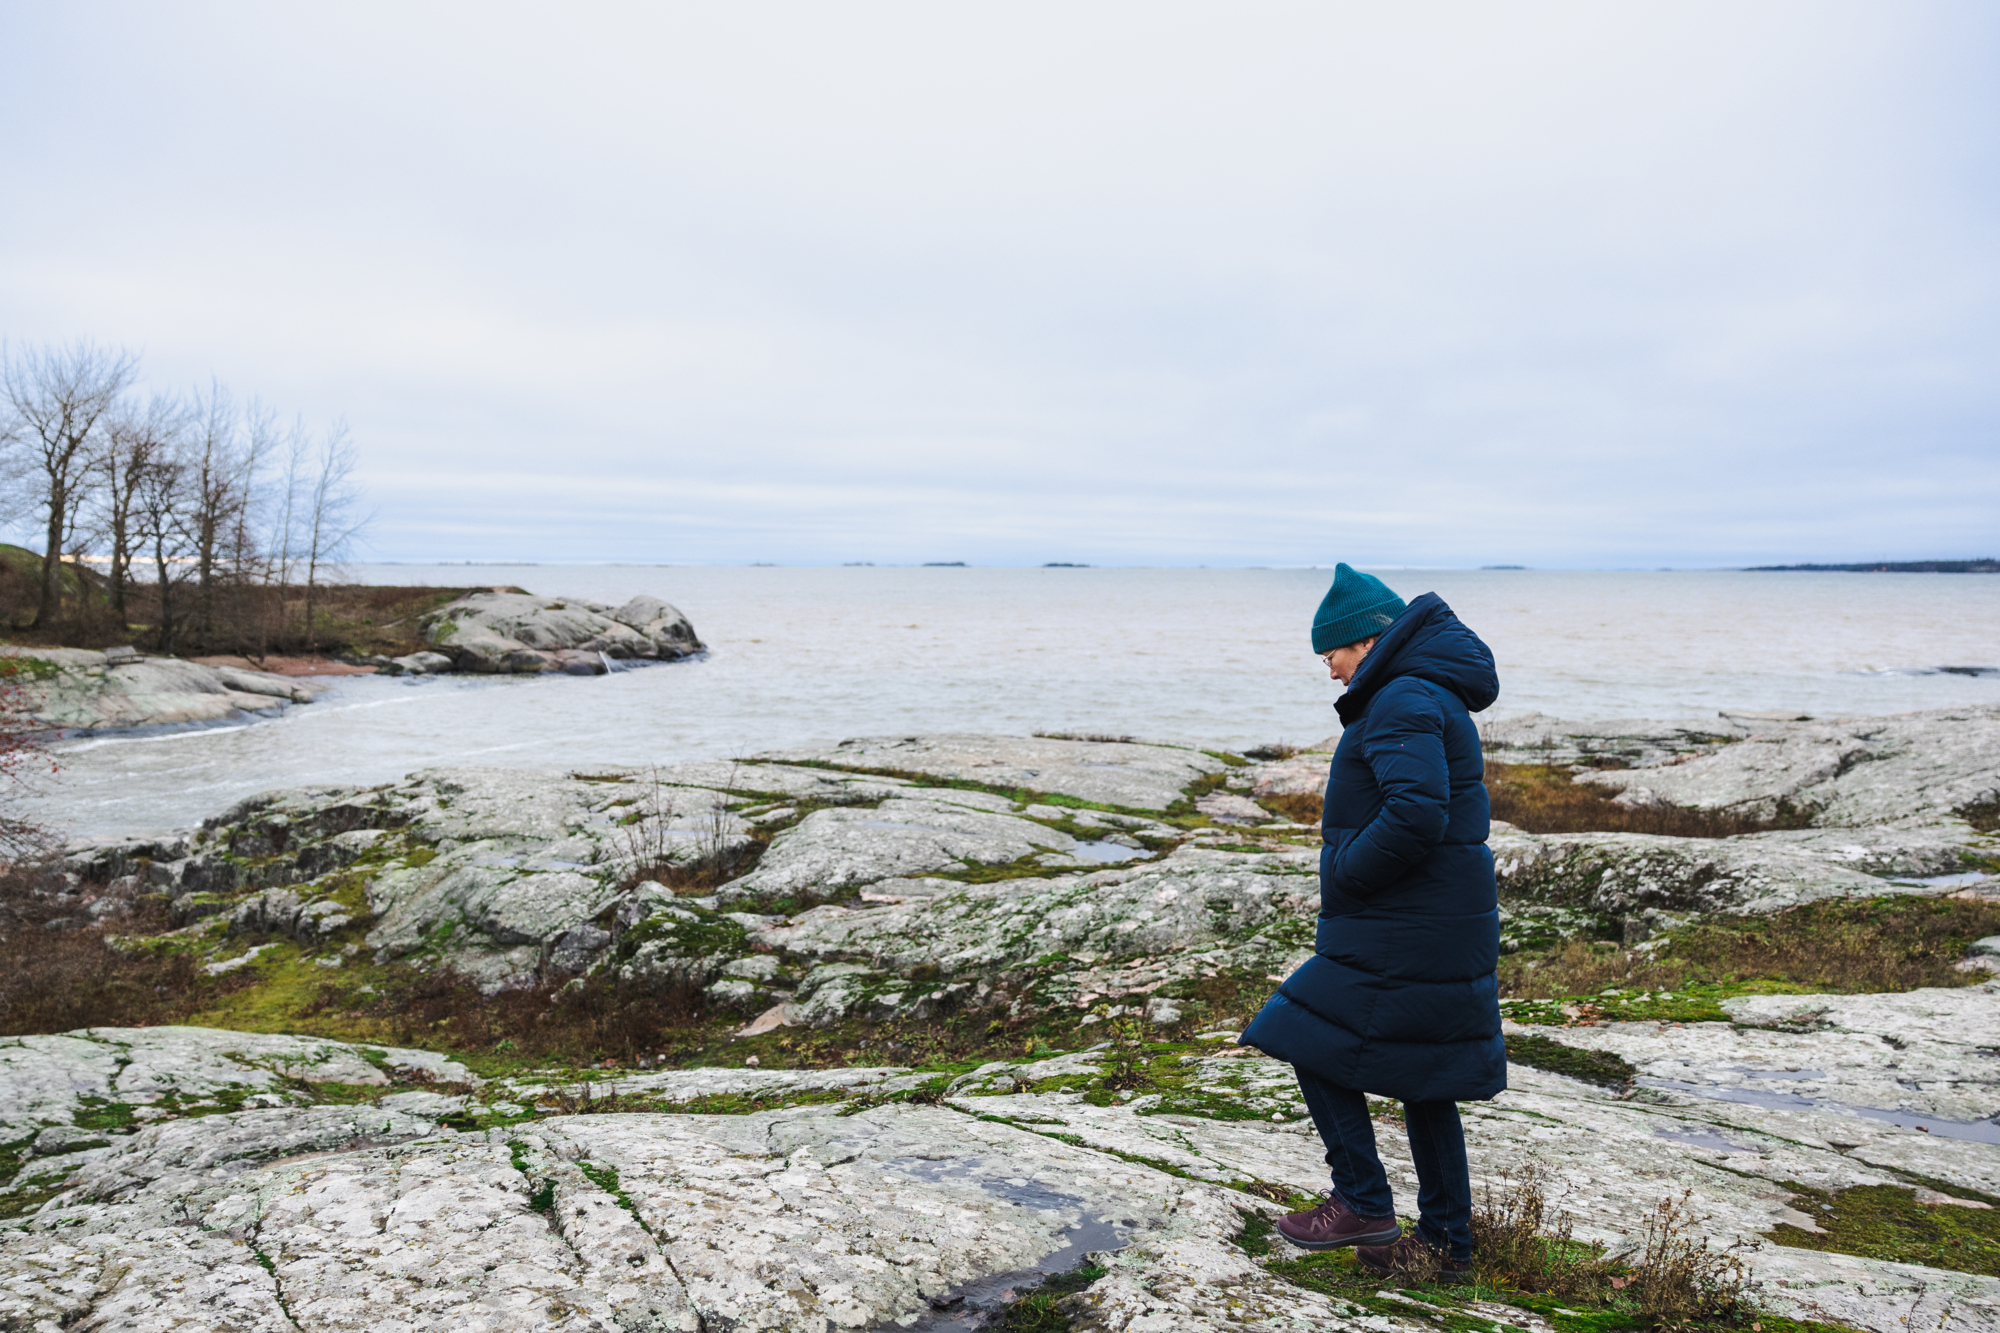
[1295,1067,1472,1264]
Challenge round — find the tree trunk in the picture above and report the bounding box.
[34,489,65,630]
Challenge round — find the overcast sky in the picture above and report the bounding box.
[3,3,1995,567]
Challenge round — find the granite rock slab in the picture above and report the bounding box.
[6,989,1999,1332]
[3,645,325,733]
[751,733,1226,812]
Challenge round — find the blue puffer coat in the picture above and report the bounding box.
[1241,592,1506,1103]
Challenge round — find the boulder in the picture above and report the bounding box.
[382,650,455,676]
[420,591,704,674]
[226,888,353,945]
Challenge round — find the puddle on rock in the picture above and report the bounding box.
[1070,840,1144,863]
[1729,1067,1828,1080]
[879,1157,1130,1331]
[1639,1079,2000,1144]
[1654,1126,1756,1153]
[1888,871,1993,889]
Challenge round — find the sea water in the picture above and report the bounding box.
[41,566,2000,839]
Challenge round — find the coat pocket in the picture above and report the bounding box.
[1320,829,1365,909]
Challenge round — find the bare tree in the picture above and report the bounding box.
[260,417,311,657]
[93,394,186,626]
[129,434,194,654]
[0,342,137,629]
[184,382,241,640]
[301,423,369,651]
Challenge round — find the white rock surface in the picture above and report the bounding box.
[3,645,325,733]
[1491,823,1982,925]
[4,988,1997,1333]
[0,1026,476,1146]
[1482,706,2000,831]
[755,733,1226,812]
[715,793,1085,905]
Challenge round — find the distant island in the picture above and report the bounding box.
[1747,559,1998,573]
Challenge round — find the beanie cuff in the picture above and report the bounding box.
[1312,601,1403,654]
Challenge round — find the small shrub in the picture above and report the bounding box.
[1470,1162,1616,1301]
[1614,1189,1748,1325]
[1241,743,1301,761]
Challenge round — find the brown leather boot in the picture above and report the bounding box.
[1355,1233,1472,1284]
[1273,1192,1402,1251]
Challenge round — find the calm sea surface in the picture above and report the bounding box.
[44,566,2000,839]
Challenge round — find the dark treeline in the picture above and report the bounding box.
[1746,559,1999,573]
[0,340,370,655]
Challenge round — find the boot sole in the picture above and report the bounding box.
[1277,1223,1402,1251]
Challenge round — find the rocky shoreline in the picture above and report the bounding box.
[1,645,328,733]
[4,589,704,733]
[9,709,2000,1331]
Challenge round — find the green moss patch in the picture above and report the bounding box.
[1504,1034,1636,1089]
[1769,1183,2000,1276]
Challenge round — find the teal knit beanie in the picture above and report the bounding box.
[1311,564,1407,653]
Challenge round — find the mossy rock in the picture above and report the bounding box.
[1770,1182,2000,1276]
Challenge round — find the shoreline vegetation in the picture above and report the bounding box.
[1,542,494,661]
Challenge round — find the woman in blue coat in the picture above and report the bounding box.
[1241,563,1504,1280]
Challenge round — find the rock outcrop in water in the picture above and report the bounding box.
[24,710,2000,1331]
[418,591,703,674]
[2,646,326,734]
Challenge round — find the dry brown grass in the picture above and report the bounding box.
[1486,761,1809,838]
[1471,1162,1617,1301]
[0,570,489,659]
[315,962,704,1064]
[1472,1165,1748,1324]
[1258,791,1324,825]
[1617,1190,1749,1326]
[0,869,235,1033]
[1241,760,1813,836]
[1499,896,2000,1001]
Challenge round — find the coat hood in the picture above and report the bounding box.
[1334,592,1498,725]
